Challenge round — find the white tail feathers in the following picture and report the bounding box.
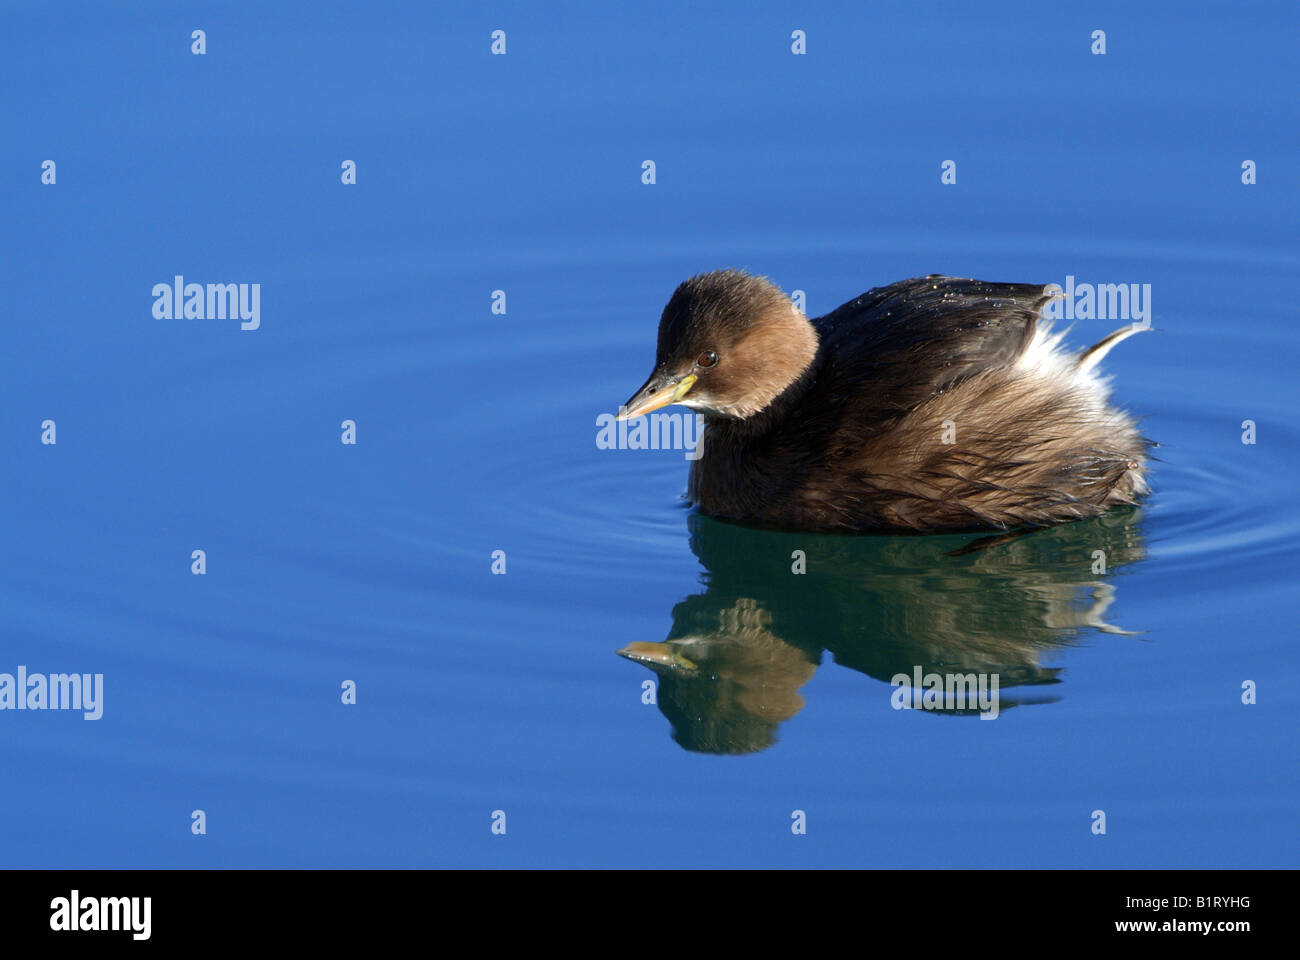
[1077,323,1149,374]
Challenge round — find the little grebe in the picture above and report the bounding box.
[617,270,1150,532]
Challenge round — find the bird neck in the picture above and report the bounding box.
[705,346,823,440]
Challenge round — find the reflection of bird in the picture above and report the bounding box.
[618,509,1146,754]
[618,270,1151,532]
[620,599,818,755]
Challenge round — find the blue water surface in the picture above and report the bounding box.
[1,0,1297,868]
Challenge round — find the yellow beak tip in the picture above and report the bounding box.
[671,374,698,401]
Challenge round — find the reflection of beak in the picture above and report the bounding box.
[617,373,697,420]
[617,641,698,671]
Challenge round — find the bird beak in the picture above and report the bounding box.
[617,373,697,420]
[617,641,698,671]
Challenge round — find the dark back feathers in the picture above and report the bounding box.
[813,276,1052,421]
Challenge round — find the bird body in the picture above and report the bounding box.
[619,271,1150,533]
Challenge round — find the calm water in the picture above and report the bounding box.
[2,2,1297,868]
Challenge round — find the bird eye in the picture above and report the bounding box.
[697,351,718,368]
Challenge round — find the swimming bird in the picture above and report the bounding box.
[617,270,1151,532]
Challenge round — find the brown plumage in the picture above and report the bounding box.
[618,270,1151,532]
